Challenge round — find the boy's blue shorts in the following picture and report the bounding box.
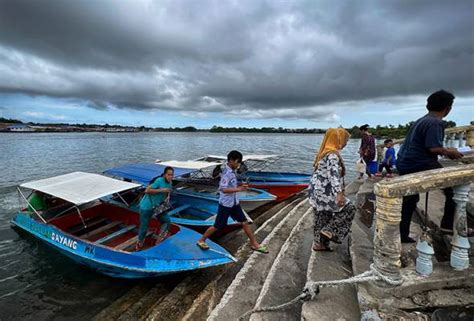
[214,204,247,229]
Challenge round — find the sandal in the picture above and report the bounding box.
[196,241,210,250]
[320,231,342,244]
[135,241,144,251]
[251,245,269,254]
[312,244,333,252]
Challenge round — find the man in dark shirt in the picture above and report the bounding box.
[397,90,464,243]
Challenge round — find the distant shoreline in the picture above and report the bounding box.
[0,117,463,139]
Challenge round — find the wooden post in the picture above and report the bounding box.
[373,195,403,283]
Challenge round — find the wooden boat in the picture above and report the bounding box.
[11,172,235,278]
[194,155,310,201]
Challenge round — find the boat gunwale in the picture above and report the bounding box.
[11,212,234,274]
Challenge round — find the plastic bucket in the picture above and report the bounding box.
[367,161,378,174]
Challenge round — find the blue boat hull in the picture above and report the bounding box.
[11,212,235,278]
[245,171,311,183]
[173,186,276,212]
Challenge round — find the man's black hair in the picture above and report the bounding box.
[384,139,393,145]
[427,90,455,112]
[359,124,369,131]
[227,150,243,162]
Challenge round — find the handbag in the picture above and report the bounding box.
[355,158,366,174]
[150,194,171,218]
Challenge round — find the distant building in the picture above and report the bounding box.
[7,124,35,132]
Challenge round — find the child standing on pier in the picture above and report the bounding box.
[309,128,356,251]
[375,139,396,177]
[197,150,268,254]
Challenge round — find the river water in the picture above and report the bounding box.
[0,132,366,320]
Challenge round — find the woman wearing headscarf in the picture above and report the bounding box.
[309,128,356,251]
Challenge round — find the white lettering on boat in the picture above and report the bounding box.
[51,232,78,250]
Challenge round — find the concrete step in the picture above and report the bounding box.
[145,197,308,321]
[91,284,154,321]
[301,226,360,321]
[92,196,303,321]
[181,197,307,321]
[249,208,313,321]
[118,286,171,321]
[207,200,311,321]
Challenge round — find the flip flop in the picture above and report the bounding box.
[251,245,269,254]
[320,231,342,244]
[312,245,333,252]
[135,241,144,252]
[196,241,210,250]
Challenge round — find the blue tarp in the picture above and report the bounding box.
[103,163,196,185]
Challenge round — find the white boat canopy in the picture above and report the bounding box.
[156,160,222,169]
[196,154,279,162]
[20,172,141,205]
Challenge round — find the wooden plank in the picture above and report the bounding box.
[79,221,121,238]
[95,225,136,244]
[114,231,152,251]
[68,217,107,234]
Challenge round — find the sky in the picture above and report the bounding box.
[0,0,472,129]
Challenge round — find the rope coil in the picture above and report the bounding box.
[239,264,403,320]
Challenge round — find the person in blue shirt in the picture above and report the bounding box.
[136,166,174,251]
[197,150,268,254]
[375,139,396,178]
[397,90,464,243]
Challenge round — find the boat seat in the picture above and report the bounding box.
[114,231,153,251]
[68,217,107,234]
[79,221,122,238]
[167,204,191,216]
[95,225,136,244]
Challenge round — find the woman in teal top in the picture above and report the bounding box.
[136,166,174,251]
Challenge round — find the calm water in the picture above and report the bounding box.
[0,132,364,320]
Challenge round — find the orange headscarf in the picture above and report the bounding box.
[313,128,351,176]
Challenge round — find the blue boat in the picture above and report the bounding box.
[104,162,276,229]
[244,171,311,183]
[11,172,235,278]
[193,155,311,200]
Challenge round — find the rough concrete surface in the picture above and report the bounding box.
[181,198,306,321]
[249,210,314,321]
[301,235,360,321]
[207,201,310,321]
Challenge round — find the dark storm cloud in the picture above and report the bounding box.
[0,0,472,119]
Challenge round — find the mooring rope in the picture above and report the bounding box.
[238,263,403,320]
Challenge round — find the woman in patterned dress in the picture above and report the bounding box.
[309,128,356,251]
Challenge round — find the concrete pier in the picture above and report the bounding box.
[93,166,474,320]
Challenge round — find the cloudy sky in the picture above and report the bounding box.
[0,0,472,128]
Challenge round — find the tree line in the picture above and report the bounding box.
[348,121,457,139]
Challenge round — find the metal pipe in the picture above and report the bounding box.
[17,187,47,223]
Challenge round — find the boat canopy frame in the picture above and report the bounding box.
[17,171,141,227]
